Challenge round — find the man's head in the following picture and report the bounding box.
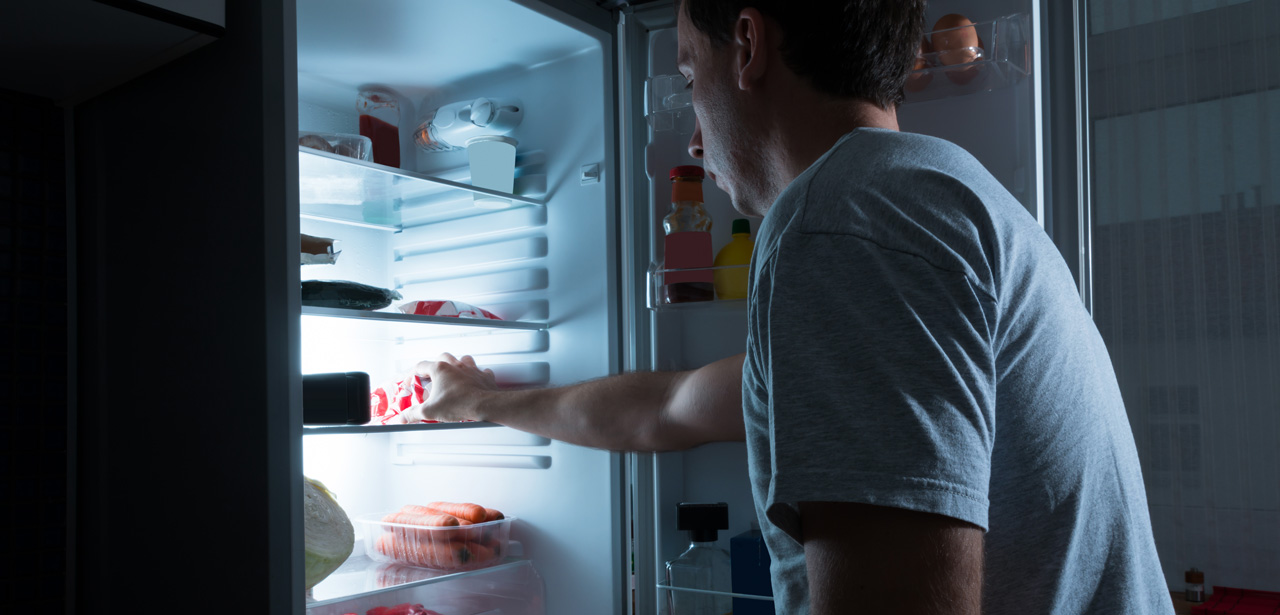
[676,0,925,215]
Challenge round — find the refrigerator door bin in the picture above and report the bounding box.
[647,263,751,309]
[903,13,1032,104]
[306,557,544,615]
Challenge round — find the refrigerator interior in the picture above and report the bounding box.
[294,1,624,613]
[635,0,1041,610]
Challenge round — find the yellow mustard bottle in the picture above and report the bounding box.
[713,218,753,300]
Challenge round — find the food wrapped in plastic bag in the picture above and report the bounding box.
[302,281,402,310]
[371,373,433,424]
[301,234,340,266]
[398,300,501,320]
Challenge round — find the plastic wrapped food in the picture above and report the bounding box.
[397,300,501,320]
[298,131,373,161]
[371,373,432,424]
[301,281,402,310]
[300,234,340,266]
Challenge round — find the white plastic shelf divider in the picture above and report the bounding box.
[299,147,546,229]
[301,305,547,332]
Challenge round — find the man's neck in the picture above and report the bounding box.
[770,97,898,190]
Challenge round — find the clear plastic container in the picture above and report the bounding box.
[903,14,1032,103]
[355,512,513,572]
[298,131,373,162]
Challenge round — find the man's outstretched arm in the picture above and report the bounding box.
[404,352,746,452]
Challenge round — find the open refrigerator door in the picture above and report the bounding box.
[294,1,627,613]
[629,0,1041,613]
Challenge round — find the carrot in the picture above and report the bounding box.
[375,532,479,569]
[424,501,488,524]
[483,507,504,522]
[381,511,459,527]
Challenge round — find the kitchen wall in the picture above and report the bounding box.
[1087,0,1279,592]
[0,88,68,611]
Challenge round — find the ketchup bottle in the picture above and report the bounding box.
[662,165,714,303]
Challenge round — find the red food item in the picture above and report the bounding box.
[359,114,400,168]
[397,300,501,320]
[365,605,444,615]
[371,374,433,424]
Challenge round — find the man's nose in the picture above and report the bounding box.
[687,117,704,159]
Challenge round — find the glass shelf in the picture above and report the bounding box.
[303,421,499,435]
[307,555,534,611]
[301,305,547,332]
[656,583,775,602]
[903,14,1031,105]
[299,147,546,229]
[646,263,750,310]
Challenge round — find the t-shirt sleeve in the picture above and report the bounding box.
[760,231,997,537]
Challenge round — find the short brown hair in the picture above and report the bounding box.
[679,0,926,107]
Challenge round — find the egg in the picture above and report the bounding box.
[904,37,934,93]
[931,14,982,66]
[931,13,983,85]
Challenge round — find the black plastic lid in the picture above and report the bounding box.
[731,218,750,235]
[676,502,729,542]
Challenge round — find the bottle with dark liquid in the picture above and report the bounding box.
[356,89,401,168]
[662,166,714,304]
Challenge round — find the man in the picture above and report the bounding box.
[407,1,1173,613]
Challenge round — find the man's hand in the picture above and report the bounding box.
[801,502,983,614]
[385,352,746,452]
[387,353,497,424]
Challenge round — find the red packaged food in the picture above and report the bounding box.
[366,604,443,615]
[398,300,501,320]
[371,373,432,425]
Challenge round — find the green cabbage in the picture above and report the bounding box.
[303,476,355,589]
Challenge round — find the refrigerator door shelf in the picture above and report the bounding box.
[306,556,543,615]
[903,14,1032,105]
[657,583,776,601]
[299,147,547,230]
[646,263,751,310]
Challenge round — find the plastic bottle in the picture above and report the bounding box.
[662,166,714,304]
[730,522,775,614]
[713,218,754,300]
[665,502,732,615]
[356,89,401,168]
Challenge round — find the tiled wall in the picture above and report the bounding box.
[0,89,68,610]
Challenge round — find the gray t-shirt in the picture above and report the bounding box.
[742,128,1172,614]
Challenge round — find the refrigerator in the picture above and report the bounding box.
[67,0,1047,613]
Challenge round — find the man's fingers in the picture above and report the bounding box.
[483,368,496,385]
[460,355,478,369]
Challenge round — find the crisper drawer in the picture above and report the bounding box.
[305,558,545,615]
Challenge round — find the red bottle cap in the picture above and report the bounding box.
[670,165,705,181]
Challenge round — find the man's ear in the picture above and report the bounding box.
[734,8,769,91]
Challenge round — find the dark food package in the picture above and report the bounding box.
[303,372,372,425]
[301,280,403,310]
